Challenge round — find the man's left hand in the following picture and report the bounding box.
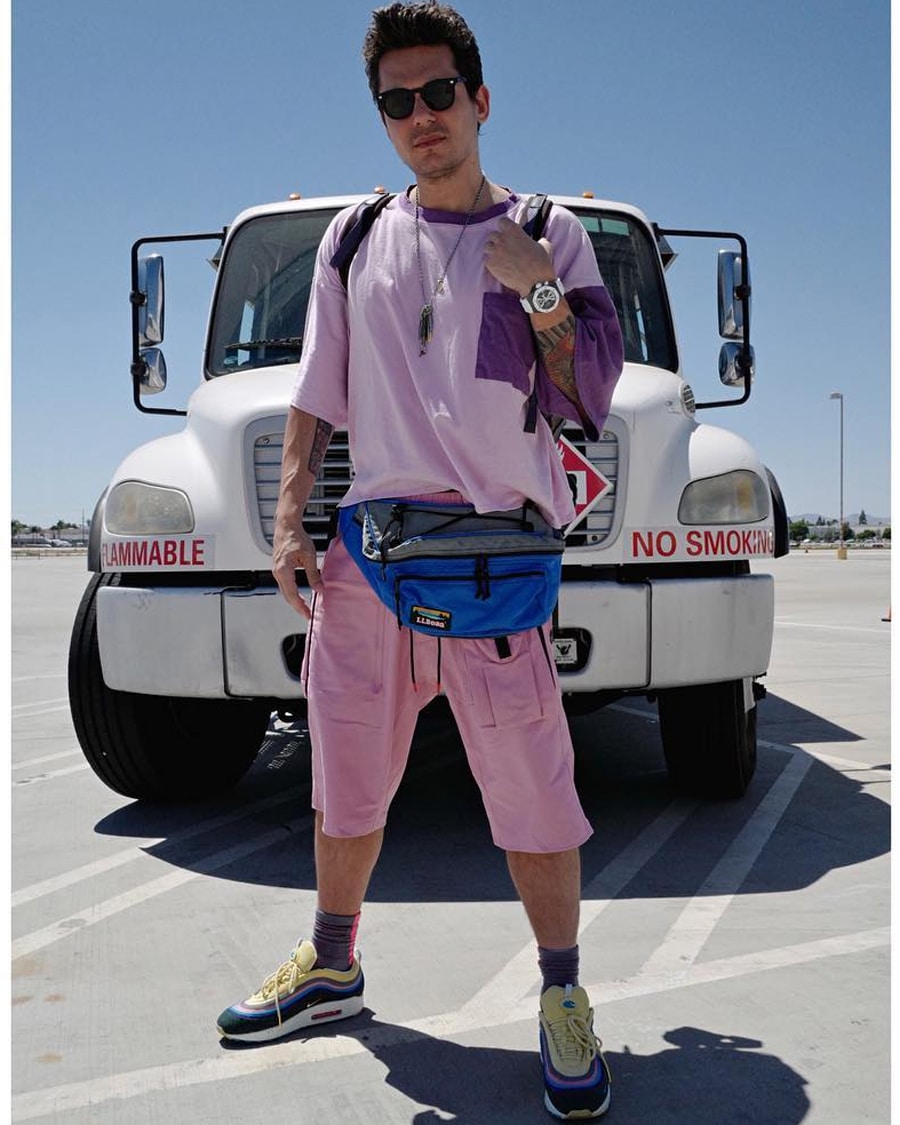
[484,218,555,296]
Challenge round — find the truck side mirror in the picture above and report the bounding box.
[137,254,165,346]
[717,250,750,340]
[719,341,755,387]
[137,347,168,395]
[129,229,222,417]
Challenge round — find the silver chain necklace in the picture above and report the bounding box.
[414,173,486,356]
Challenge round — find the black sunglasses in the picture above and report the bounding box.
[377,76,469,120]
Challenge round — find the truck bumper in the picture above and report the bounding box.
[96,584,307,699]
[554,573,774,690]
[96,572,774,699]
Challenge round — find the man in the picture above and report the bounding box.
[217,3,623,1118]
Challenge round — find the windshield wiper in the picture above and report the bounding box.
[225,336,303,351]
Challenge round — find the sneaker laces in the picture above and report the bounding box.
[257,944,316,1026]
[545,1011,599,1066]
[544,987,601,1069]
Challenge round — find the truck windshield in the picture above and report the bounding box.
[207,203,676,376]
[207,209,338,375]
[574,209,676,371]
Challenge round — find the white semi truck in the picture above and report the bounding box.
[68,191,788,802]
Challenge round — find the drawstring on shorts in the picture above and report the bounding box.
[408,630,443,693]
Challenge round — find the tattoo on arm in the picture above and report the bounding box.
[535,314,580,405]
[307,419,334,476]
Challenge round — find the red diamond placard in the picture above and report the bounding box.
[557,435,611,534]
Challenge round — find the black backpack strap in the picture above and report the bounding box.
[329,192,396,290]
[522,193,552,241]
[521,194,554,433]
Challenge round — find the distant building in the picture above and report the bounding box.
[12,524,86,547]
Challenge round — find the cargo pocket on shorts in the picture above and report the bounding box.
[464,633,548,729]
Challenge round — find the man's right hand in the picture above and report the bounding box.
[272,527,322,619]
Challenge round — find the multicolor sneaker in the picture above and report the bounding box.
[216,939,364,1043]
[539,984,611,1119]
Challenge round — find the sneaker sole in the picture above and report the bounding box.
[217,993,365,1043]
[543,1087,611,1119]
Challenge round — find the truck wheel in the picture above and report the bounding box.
[657,679,757,799]
[68,573,271,801]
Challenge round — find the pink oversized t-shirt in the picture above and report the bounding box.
[291,191,623,527]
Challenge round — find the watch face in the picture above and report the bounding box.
[533,283,560,312]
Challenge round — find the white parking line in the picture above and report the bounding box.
[456,797,698,1021]
[11,749,83,771]
[10,743,459,938]
[638,751,812,977]
[758,739,883,774]
[458,740,816,1022]
[12,762,90,784]
[12,696,69,710]
[607,702,657,722]
[11,818,314,961]
[12,700,71,717]
[11,781,313,908]
[774,619,888,636]
[11,842,166,908]
[582,926,889,1007]
[10,925,888,1122]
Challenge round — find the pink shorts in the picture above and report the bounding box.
[301,531,592,853]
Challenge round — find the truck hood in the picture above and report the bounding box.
[607,364,690,430]
[187,368,298,432]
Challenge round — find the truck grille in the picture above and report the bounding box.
[253,423,619,552]
[254,430,354,551]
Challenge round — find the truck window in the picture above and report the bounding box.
[208,204,677,377]
[575,210,677,372]
[207,209,339,376]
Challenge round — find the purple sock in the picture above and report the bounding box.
[312,909,359,971]
[538,944,580,992]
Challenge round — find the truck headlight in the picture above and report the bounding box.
[105,481,195,534]
[679,470,769,524]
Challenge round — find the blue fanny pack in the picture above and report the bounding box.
[338,500,564,638]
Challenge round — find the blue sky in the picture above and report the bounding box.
[11,0,891,528]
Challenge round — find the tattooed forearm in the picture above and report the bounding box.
[307,418,334,476]
[535,314,580,406]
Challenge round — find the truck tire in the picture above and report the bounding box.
[657,679,757,799]
[68,573,271,801]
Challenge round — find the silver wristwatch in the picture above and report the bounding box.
[520,278,565,314]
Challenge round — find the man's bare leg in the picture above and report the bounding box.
[214,811,377,1040]
[315,811,384,915]
[505,847,581,949]
[509,845,610,1117]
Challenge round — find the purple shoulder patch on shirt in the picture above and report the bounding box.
[474,292,536,395]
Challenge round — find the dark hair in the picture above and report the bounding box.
[363,2,483,103]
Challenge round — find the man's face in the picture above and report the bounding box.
[377,44,489,182]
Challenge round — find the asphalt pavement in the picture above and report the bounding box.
[11,551,891,1123]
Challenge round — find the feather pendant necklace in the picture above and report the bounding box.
[414,174,486,356]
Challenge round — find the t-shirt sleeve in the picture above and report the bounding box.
[289,210,352,428]
[534,209,624,441]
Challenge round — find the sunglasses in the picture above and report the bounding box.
[377,76,469,120]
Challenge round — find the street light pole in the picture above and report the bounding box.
[829,391,846,559]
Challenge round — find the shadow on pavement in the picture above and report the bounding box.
[219,1012,809,1124]
[92,692,889,905]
